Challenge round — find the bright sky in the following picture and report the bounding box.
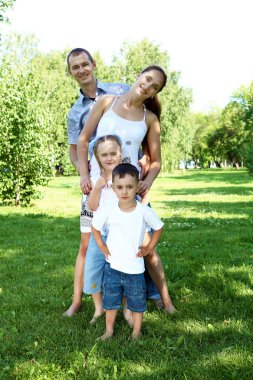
[2,0,253,112]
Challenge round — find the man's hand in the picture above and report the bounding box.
[138,154,150,180]
[80,175,92,195]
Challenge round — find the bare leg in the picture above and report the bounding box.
[64,232,90,317]
[132,312,143,339]
[98,309,117,340]
[143,233,175,314]
[90,291,104,324]
[122,296,133,327]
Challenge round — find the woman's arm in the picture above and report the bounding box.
[138,113,162,196]
[77,95,114,194]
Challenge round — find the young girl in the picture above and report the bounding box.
[84,134,175,325]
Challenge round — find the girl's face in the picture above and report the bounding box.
[96,140,121,173]
[135,69,164,98]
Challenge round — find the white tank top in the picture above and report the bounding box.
[90,97,147,178]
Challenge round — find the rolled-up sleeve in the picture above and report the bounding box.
[68,115,79,145]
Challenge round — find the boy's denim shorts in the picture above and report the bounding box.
[83,233,160,300]
[102,263,147,313]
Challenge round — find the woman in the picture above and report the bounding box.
[77,65,175,321]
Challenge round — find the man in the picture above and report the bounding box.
[64,48,130,316]
[64,48,161,317]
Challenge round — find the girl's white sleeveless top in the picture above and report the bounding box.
[90,97,147,178]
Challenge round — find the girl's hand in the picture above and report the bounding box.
[95,172,108,189]
[80,175,92,194]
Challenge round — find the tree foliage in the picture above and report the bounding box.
[0,34,77,205]
[0,0,15,24]
[213,83,253,168]
[191,109,221,168]
[0,35,194,205]
[104,39,193,171]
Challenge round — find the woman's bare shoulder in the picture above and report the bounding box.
[146,109,159,128]
[96,94,117,106]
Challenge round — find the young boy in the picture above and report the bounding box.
[91,163,164,340]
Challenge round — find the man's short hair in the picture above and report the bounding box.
[67,48,94,69]
[112,163,139,183]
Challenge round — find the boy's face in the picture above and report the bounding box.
[112,174,138,203]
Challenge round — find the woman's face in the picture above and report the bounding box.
[135,69,165,98]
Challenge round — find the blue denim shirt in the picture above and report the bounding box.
[68,80,130,145]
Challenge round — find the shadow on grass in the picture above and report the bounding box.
[161,186,253,196]
[1,207,253,379]
[164,169,253,185]
[158,199,253,220]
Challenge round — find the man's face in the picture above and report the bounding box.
[68,52,96,88]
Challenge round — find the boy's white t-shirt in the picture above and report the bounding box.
[92,201,164,274]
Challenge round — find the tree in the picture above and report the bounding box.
[107,39,193,171]
[213,84,253,168]
[191,109,221,168]
[0,0,16,24]
[231,83,253,171]
[0,34,54,205]
[30,49,78,175]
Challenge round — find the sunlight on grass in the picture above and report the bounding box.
[1,169,253,380]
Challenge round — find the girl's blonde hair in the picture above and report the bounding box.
[93,134,122,169]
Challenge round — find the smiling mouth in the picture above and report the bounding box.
[139,87,147,94]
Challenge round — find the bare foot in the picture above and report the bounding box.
[63,302,81,317]
[89,310,105,325]
[163,303,176,315]
[153,299,176,314]
[123,308,133,327]
[131,331,142,340]
[153,298,164,310]
[97,331,114,341]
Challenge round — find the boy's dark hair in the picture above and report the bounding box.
[67,48,94,69]
[112,163,139,182]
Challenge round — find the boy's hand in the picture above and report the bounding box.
[137,245,154,257]
[99,243,111,259]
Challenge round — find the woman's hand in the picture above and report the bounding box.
[138,179,152,197]
[138,154,150,179]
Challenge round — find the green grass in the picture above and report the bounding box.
[1,169,253,379]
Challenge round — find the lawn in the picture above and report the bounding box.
[1,169,253,379]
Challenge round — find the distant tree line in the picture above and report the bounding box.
[191,83,253,171]
[0,32,252,205]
